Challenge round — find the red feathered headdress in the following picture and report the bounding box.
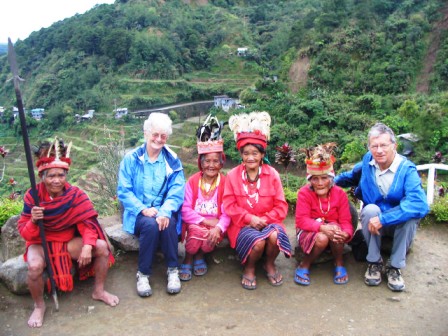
[35,137,72,176]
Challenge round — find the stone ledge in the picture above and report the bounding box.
[104,224,139,251]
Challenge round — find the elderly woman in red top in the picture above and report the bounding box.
[17,138,118,328]
[295,143,353,286]
[223,112,292,290]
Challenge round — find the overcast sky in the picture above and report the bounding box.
[0,0,115,44]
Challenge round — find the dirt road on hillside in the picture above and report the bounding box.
[1,217,447,336]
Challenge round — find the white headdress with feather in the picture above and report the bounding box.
[228,111,271,141]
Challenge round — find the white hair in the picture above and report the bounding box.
[143,112,173,135]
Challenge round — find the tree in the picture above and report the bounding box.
[101,29,133,65]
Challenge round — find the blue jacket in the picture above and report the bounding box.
[335,152,429,226]
[117,143,185,235]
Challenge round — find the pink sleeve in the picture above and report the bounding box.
[181,180,205,225]
[295,187,322,232]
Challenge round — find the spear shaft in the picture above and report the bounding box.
[7,38,59,311]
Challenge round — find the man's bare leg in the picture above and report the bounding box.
[26,245,46,328]
[91,240,119,306]
[68,238,119,306]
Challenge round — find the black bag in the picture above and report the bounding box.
[349,229,368,262]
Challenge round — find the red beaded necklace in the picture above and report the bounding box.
[318,192,331,221]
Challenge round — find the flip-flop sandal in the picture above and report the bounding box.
[193,259,208,276]
[179,264,192,281]
[241,275,257,290]
[266,272,284,286]
[334,266,349,285]
[294,267,310,286]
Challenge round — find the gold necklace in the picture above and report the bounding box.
[199,174,219,198]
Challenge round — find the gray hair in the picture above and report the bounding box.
[143,112,173,135]
[367,122,396,145]
[309,176,335,191]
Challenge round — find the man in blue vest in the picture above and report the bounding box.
[335,123,428,291]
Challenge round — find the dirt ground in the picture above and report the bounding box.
[1,217,448,336]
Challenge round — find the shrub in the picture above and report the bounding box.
[284,187,298,212]
[84,128,125,216]
[431,196,448,222]
[168,110,178,122]
[340,139,365,163]
[280,174,307,193]
[0,198,23,228]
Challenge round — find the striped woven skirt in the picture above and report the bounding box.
[296,229,319,255]
[236,224,292,264]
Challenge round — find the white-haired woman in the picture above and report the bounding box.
[118,112,185,297]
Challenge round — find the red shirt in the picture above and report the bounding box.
[223,164,288,248]
[295,184,353,238]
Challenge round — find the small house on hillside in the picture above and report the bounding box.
[263,74,278,82]
[31,108,44,120]
[237,47,248,57]
[76,109,95,122]
[115,107,128,119]
[81,109,95,121]
[213,95,242,112]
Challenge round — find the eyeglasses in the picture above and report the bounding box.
[150,132,168,140]
[369,143,393,151]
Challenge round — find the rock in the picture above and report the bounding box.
[387,296,401,302]
[0,256,29,294]
[1,215,25,262]
[104,224,139,251]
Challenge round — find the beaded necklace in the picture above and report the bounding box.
[199,173,220,199]
[318,192,331,221]
[242,166,261,208]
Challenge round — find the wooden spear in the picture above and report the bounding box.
[7,38,59,311]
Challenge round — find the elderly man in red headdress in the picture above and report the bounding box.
[17,138,119,328]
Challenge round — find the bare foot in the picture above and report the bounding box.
[92,291,119,307]
[28,304,46,328]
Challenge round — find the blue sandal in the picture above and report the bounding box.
[294,267,310,286]
[334,266,349,285]
[179,264,192,281]
[193,259,207,276]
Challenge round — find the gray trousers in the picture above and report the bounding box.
[360,204,419,269]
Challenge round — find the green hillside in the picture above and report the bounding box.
[1,0,447,110]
